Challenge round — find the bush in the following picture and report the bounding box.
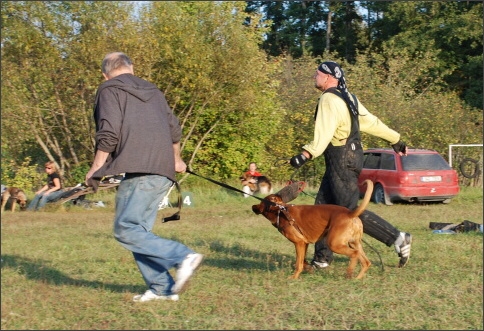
[1,157,45,193]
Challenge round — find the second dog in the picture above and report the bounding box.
[1,187,28,212]
[240,173,273,196]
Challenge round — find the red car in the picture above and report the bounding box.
[357,148,460,205]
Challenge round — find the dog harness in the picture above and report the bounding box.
[266,202,308,243]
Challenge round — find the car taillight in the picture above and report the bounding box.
[450,173,459,183]
[400,174,418,184]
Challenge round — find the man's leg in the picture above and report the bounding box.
[242,185,251,198]
[113,174,194,296]
[360,211,412,267]
[313,189,412,268]
[312,172,359,268]
[312,146,412,268]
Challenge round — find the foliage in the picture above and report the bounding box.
[348,51,482,157]
[0,157,45,192]
[1,1,140,181]
[1,1,482,191]
[1,1,282,183]
[67,161,91,187]
[271,51,482,185]
[139,1,282,179]
[246,1,483,108]
[374,1,483,109]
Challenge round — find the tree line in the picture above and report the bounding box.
[1,1,482,192]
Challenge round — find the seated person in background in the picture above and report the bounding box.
[240,162,272,198]
[27,161,64,211]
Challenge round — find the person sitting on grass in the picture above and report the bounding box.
[27,161,64,211]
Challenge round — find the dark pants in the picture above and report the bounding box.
[313,143,400,264]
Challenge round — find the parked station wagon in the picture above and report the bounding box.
[357,148,460,205]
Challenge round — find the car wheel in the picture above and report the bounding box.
[373,183,392,205]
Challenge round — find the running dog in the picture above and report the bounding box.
[1,187,28,212]
[252,180,373,280]
[240,173,273,195]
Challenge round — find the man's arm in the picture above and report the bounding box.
[173,142,186,173]
[85,150,110,185]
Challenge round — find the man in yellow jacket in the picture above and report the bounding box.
[290,61,412,269]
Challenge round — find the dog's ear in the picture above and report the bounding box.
[272,195,285,204]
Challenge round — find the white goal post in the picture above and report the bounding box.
[448,144,483,167]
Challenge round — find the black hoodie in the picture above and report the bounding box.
[92,73,182,182]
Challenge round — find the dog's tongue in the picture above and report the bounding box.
[277,181,306,203]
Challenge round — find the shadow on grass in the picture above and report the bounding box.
[1,254,142,293]
[1,238,387,292]
[204,239,385,273]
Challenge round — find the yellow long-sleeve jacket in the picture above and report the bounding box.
[302,91,401,159]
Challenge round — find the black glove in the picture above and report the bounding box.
[290,153,308,169]
[392,140,407,154]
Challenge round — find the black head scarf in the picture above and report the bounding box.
[317,61,358,116]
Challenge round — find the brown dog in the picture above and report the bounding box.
[252,180,373,280]
[1,187,28,212]
[240,173,273,195]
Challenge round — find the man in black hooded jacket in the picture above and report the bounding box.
[85,52,203,302]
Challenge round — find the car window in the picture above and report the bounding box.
[363,153,380,169]
[380,153,396,170]
[401,154,452,171]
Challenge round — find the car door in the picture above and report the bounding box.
[358,152,381,191]
[377,152,398,196]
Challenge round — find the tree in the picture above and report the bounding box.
[1,1,283,184]
[135,1,283,180]
[245,1,366,61]
[368,1,483,109]
[1,1,141,184]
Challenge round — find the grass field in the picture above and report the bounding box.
[1,184,482,330]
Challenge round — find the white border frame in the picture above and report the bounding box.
[448,144,483,167]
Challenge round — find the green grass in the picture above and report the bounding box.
[1,185,482,330]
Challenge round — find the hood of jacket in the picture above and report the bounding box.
[96,73,159,103]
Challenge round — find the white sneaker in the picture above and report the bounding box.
[394,232,412,267]
[172,253,203,294]
[133,290,179,302]
[311,260,329,269]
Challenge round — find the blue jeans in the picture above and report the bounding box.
[113,174,193,296]
[27,190,65,210]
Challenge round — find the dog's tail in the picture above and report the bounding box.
[349,180,373,218]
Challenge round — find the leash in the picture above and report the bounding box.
[161,181,182,223]
[362,238,384,272]
[188,168,308,245]
[187,168,385,270]
[186,169,264,201]
[274,158,316,199]
[278,206,308,241]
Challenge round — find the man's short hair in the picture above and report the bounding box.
[101,52,133,75]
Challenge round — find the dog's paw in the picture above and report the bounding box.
[303,263,315,273]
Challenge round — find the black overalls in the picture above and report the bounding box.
[313,88,400,264]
